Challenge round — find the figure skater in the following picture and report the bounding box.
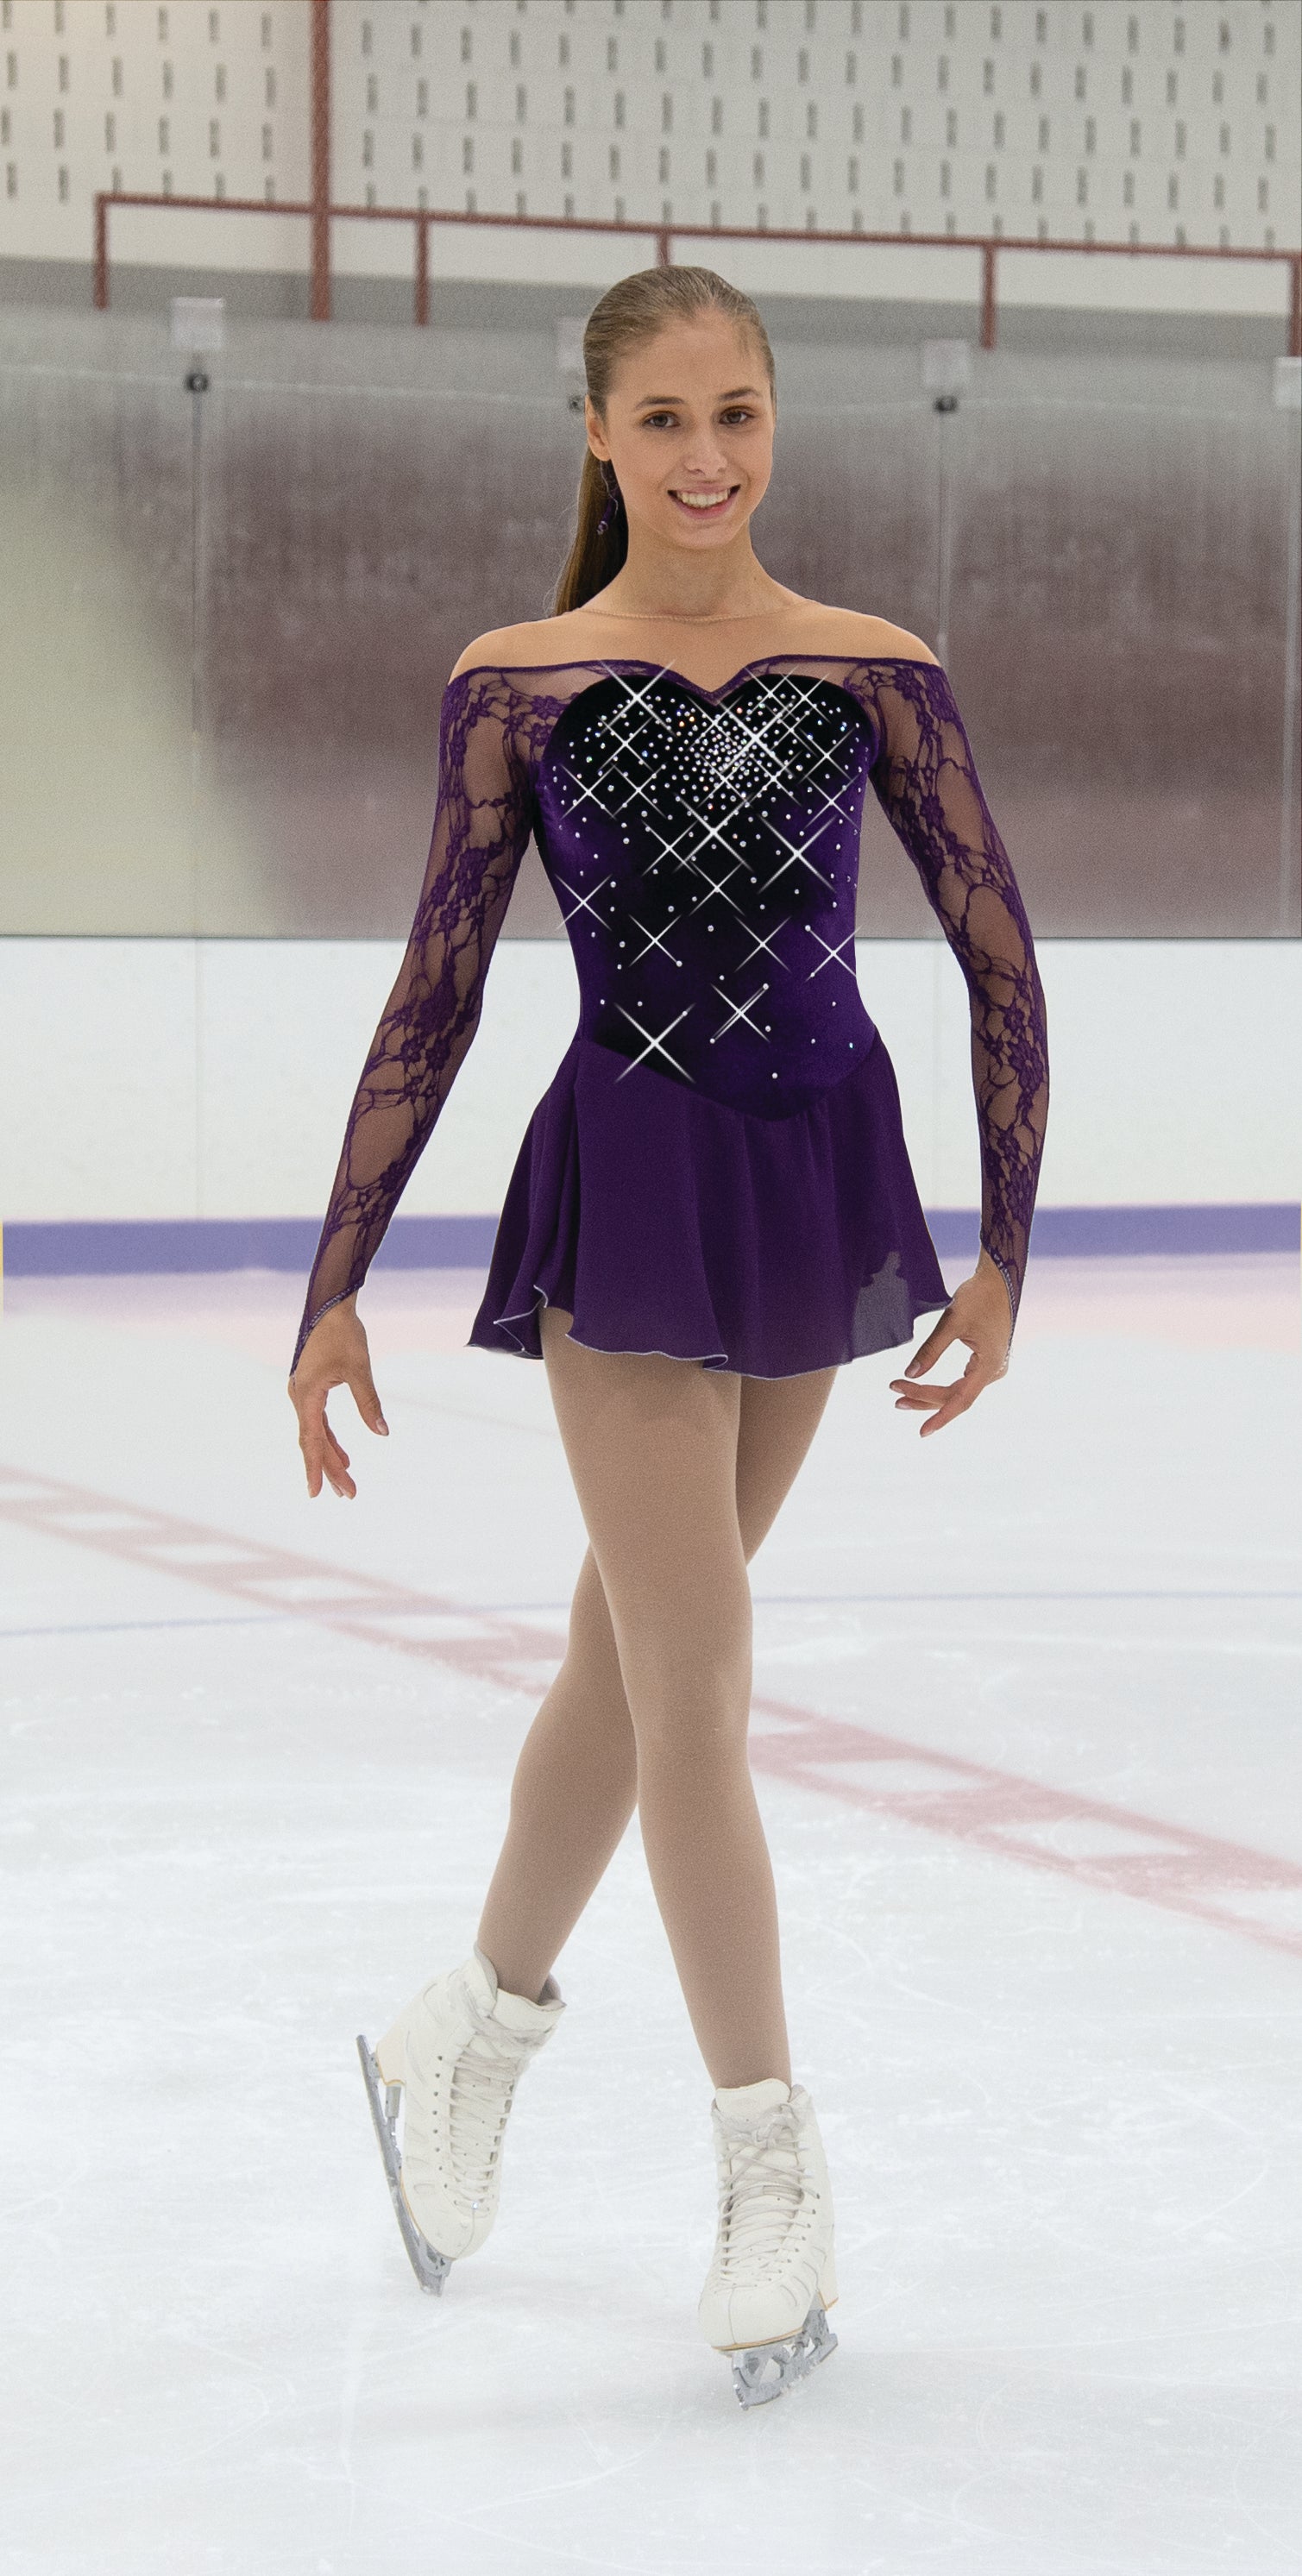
[287,267,1048,2408]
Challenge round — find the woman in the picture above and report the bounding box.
[288,267,1048,2409]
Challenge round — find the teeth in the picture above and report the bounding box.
[671,489,733,509]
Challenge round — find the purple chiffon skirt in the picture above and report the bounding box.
[467,1030,950,1379]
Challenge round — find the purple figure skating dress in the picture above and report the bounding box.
[292,654,1048,1379]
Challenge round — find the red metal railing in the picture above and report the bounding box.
[91,193,1302,358]
[308,0,330,320]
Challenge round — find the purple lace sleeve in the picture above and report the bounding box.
[865,659,1049,1330]
[291,667,538,1374]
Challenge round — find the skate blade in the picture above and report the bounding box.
[355,2033,452,2297]
[731,2300,839,2408]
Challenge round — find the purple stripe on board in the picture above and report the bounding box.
[929,1204,1301,1259]
[1,1205,1297,1277]
[1041,1203,1299,1256]
[0,1215,500,1276]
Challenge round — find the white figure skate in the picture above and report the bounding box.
[697,2075,839,2406]
[356,1944,564,2296]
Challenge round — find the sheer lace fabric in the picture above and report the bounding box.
[862,659,1049,1329]
[292,654,1047,1373]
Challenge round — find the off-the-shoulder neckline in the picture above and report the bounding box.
[444,650,942,707]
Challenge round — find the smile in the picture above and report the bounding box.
[668,486,739,516]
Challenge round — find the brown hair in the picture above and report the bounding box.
[550,265,777,618]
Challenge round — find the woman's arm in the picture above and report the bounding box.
[869,657,1049,1323]
[863,656,1050,1432]
[288,665,534,1486]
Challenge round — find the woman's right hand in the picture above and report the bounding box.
[287,1298,388,1499]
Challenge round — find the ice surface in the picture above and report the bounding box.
[0,1256,1299,2574]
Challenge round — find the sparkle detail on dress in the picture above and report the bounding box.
[538,668,874,1114]
[291,654,1049,1372]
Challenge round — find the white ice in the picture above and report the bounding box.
[1,1254,1299,2576]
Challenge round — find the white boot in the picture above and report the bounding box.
[697,2075,839,2405]
[356,1945,564,2294]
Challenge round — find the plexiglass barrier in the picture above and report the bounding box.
[2,305,1298,939]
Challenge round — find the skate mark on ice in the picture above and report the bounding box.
[2,1459,1299,1963]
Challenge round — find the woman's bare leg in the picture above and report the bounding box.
[475,1310,835,2088]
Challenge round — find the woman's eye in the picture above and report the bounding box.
[641,408,754,428]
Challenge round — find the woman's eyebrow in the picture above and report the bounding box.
[633,385,764,405]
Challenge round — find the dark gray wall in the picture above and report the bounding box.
[1,298,1298,939]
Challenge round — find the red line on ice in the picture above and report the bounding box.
[747,1694,1302,1960]
[3,1461,1299,1961]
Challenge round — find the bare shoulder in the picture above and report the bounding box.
[449,613,592,682]
[805,605,939,666]
[448,604,939,677]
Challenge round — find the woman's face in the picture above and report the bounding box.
[585,312,776,551]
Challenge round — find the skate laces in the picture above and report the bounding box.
[717,2102,807,2281]
[447,2011,544,2206]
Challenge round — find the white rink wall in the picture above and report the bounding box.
[0,935,1298,1224]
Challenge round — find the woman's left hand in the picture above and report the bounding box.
[889,1253,1012,1437]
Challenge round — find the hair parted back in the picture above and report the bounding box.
[550,265,777,619]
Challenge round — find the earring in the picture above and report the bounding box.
[596,457,622,537]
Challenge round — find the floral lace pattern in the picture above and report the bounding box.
[290,668,564,1371]
[292,654,1047,1373]
[854,657,1049,1328]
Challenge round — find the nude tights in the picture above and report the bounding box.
[475,1310,837,2089]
